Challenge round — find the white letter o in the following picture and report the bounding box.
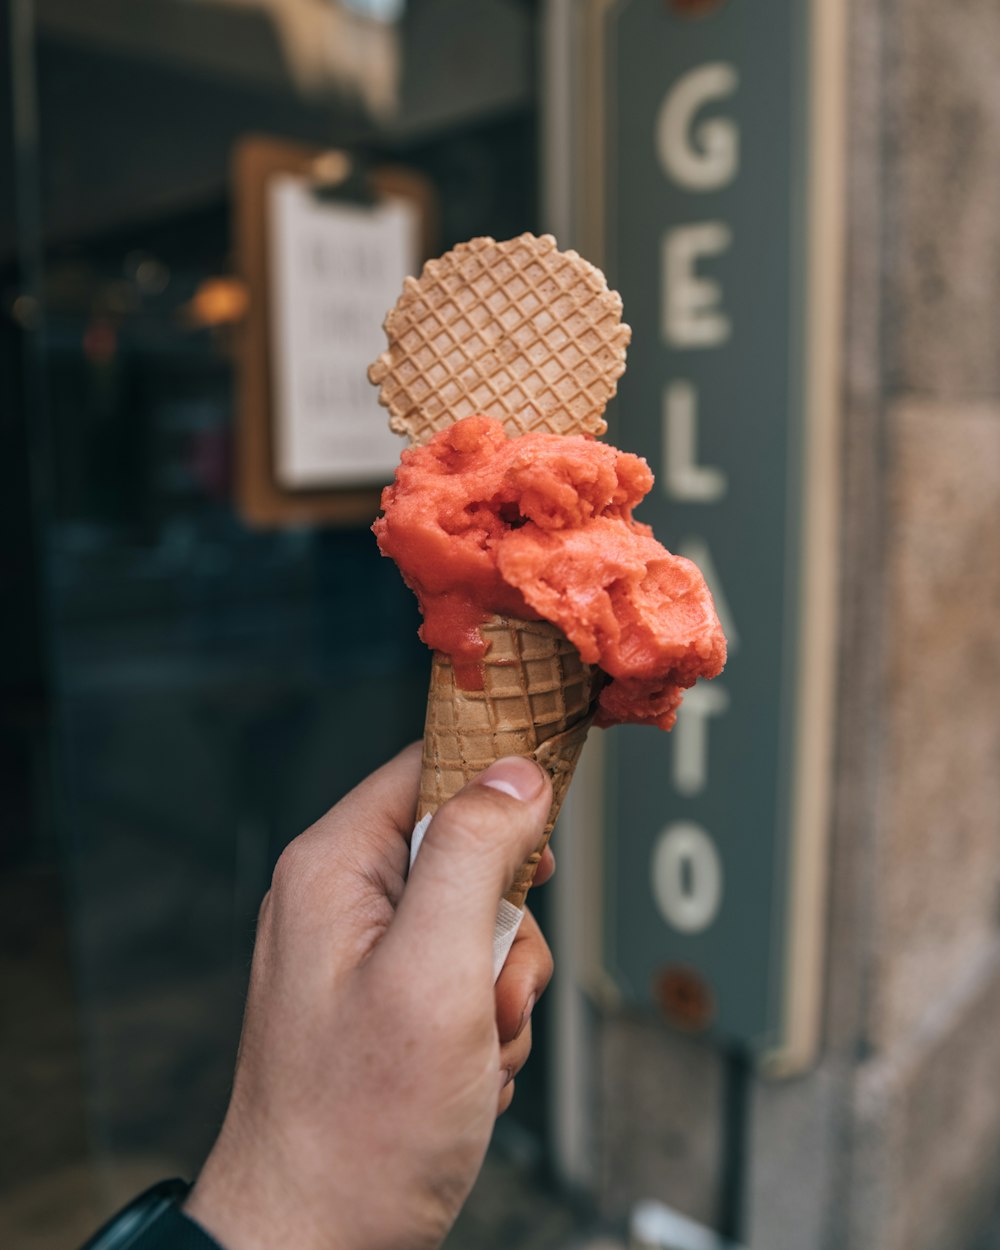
[651,821,723,934]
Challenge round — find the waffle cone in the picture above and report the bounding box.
[417,615,601,909]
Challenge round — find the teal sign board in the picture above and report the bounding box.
[591,0,841,1068]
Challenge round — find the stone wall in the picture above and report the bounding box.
[595,3,1000,1247]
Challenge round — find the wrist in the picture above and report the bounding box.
[184,1138,335,1250]
[185,1134,444,1250]
[80,1178,224,1250]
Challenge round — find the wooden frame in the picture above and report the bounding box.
[232,135,436,528]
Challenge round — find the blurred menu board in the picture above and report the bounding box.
[235,137,435,528]
[268,180,418,490]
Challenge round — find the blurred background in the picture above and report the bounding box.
[1,3,999,1250]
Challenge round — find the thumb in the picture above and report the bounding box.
[380,757,552,980]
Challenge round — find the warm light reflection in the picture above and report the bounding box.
[183,277,250,327]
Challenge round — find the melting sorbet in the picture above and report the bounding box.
[373,415,726,730]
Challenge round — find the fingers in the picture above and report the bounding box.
[322,740,423,845]
[498,1081,516,1116]
[378,757,552,981]
[532,846,556,888]
[289,742,423,883]
[262,744,422,968]
[498,1019,531,1116]
[495,908,553,1043]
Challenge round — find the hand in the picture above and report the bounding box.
[184,744,555,1250]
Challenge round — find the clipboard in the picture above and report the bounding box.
[233,135,436,528]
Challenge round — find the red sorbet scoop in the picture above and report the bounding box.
[374,415,726,730]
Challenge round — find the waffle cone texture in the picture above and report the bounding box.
[369,233,630,445]
[417,616,601,908]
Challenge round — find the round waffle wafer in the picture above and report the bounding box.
[368,233,630,443]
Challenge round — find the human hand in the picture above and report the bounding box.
[184,744,555,1250]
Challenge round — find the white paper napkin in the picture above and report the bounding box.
[409,812,524,980]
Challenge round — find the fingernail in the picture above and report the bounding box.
[500,1066,513,1091]
[480,757,545,802]
[515,993,536,1039]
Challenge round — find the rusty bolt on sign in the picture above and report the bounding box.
[655,965,716,1033]
[668,0,728,17]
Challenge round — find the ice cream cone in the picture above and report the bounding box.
[417,615,602,908]
[372,235,630,912]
